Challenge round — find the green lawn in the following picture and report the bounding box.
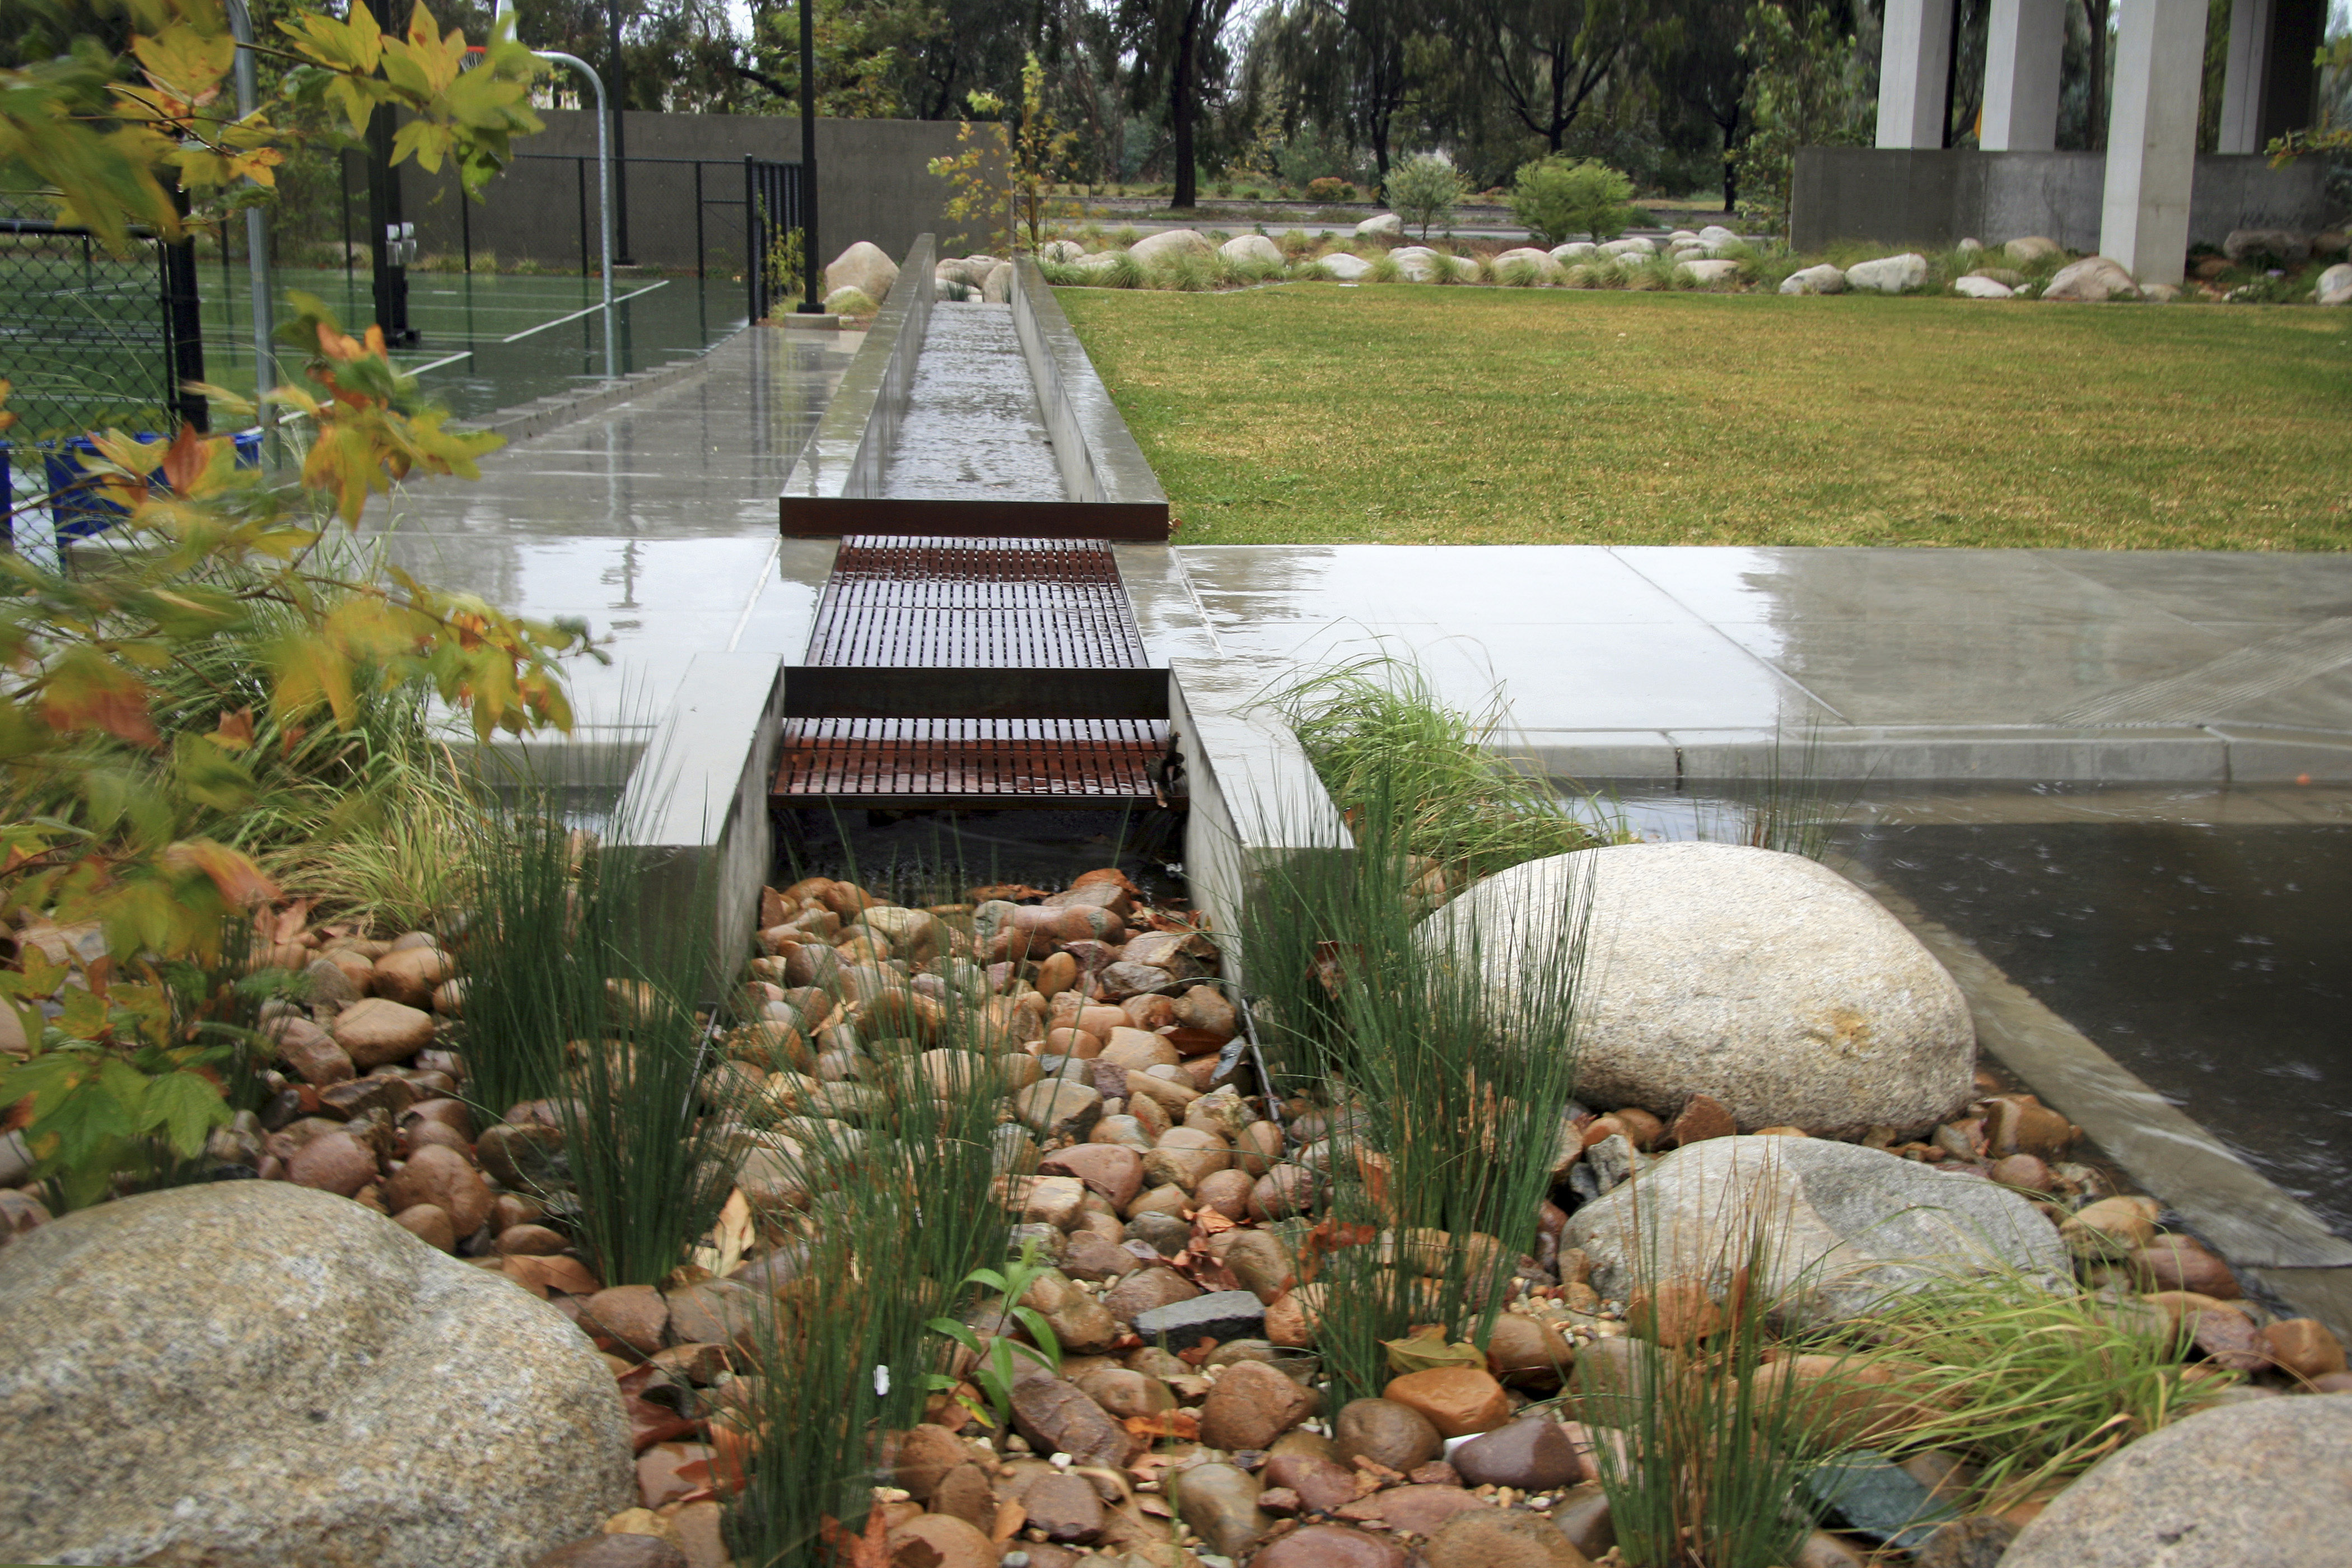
[1056,283,2352,548]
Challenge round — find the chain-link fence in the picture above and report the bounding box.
[0,197,206,444]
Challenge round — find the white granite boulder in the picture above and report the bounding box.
[1317,252,1374,281]
[1219,233,1285,268]
[1845,253,1929,293]
[2002,1398,2352,1568]
[1355,212,1404,239]
[1131,228,1212,266]
[1952,275,2014,298]
[1779,263,1847,295]
[1491,246,1562,280]
[1565,1136,2070,1327]
[1039,239,1085,264]
[1426,842,1975,1136]
[2004,235,2062,263]
[2041,255,2140,301]
[1676,258,1742,287]
[1599,236,1657,258]
[1388,245,1446,281]
[824,240,899,304]
[2313,262,2352,306]
[0,1183,632,1567]
[982,260,1015,302]
[1550,241,1600,263]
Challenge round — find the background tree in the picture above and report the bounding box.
[1455,0,1635,155]
[1121,0,1240,206]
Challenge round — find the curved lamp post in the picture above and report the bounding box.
[496,1,617,377]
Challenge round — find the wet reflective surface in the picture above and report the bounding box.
[384,325,852,716]
[1606,781,2352,1235]
[198,268,749,423]
[1168,544,2352,754]
[881,302,1065,501]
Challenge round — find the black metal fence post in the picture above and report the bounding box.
[577,156,590,275]
[459,164,472,273]
[160,236,209,432]
[339,149,354,280]
[744,154,760,323]
[693,161,705,280]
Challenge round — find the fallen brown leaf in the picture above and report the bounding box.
[505,1254,601,1296]
[990,1500,1026,1545]
[1124,1410,1201,1441]
[819,1508,893,1568]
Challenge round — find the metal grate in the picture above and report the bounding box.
[805,536,1150,669]
[776,535,1170,807]
[775,718,1168,803]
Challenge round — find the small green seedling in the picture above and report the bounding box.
[925,1239,1065,1430]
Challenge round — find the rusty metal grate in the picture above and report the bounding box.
[775,718,1168,803]
[805,535,1149,669]
[776,535,1170,808]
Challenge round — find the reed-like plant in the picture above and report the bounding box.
[1239,757,1589,1404]
[1273,655,1614,882]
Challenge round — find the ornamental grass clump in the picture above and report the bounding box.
[1824,1270,2238,1514]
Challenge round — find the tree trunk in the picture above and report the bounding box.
[1720,113,1740,211]
[1172,2,1200,209]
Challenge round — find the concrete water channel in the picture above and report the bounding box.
[386,240,2352,1337]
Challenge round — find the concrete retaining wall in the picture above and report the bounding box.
[1791,147,2331,254]
[404,111,965,273]
[1011,258,1170,510]
[780,235,936,502]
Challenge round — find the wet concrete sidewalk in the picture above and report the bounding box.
[382,325,851,723]
[1119,544,2352,783]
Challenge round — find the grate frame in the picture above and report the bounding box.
[774,717,1168,806]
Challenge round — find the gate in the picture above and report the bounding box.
[743,156,809,324]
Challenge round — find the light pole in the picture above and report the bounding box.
[797,0,822,312]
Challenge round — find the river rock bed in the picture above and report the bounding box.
[5,864,2349,1568]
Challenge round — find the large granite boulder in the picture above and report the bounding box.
[824,240,899,304]
[0,1182,632,1567]
[1844,253,1928,293]
[1564,1135,2070,1327]
[1780,264,1847,295]
[2040,255,2140,301]
[1131,228,1212,267]
[1429,842,1973,1136]
[1219,233,1285,268]
[1319,253,1374,281]
[2002,1398,2352,1568]
[1355,212,1404,239]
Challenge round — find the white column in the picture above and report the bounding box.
[2216,0,2274,153]
[2101,0,2212,286]
[1981,0,2066,150]
[1877,0,1958,148]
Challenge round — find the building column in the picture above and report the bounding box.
[2100,0,2211,286]
[1981,0,2066,150]
[1877,0,1958,148]
[2218,0,2325,153]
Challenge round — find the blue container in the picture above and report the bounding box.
[44,428,264,540]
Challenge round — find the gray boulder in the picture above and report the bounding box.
[1599,236,1656,258]
[1952,276,2014,299]
[1429,842,1973,1136]
[1565,1135,2069,1327]
[2314,262,2352,306]
[1039,239,1085,264]
[2002,1398,2352,1568]
[1677,258,1742,287]
[0,1182,632,1567]
[982,260,1015,303]
[2223,227,2311,265]
[1550,241,1599,263]
[1388,246,1446,282]
[2004,235,2061,263]
[1318,252,1374,282]
[1355,213,1404,239]
[1845,253,1928,293]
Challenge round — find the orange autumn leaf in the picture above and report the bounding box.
[1123,1410,1201,1441]
[818,1508,891,1568]
[211,706,256,750]
[505,1254,600,1296]
[162,840,279,908]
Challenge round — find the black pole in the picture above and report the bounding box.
[745,153,760,321]
[694,161,705,279]
[797,0,821,312]
[1941,0,1964,149]
[608,0,633,264]
[162,202,209,433]
[459,165,471,273]
[360,0,417,344]
[339,150,353,281]
[577,156,590,276]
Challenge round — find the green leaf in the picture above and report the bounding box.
[139,1068,229,1157]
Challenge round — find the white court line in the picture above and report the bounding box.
[501,281,668,343]
[402,349,476,376]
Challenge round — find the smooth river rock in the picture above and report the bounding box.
[1427,842,1975,1136]
[1564,1135,2068,1327]
[2001,1397,2352,1568]
[0,1182,632,1567]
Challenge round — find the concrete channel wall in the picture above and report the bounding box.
[1010,259,1171,512]
[778,235,938,506]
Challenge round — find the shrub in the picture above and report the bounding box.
[1306,176,1356,202]
[1384,154,1467,240]
[1510,156,1637,245]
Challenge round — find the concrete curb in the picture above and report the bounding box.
[455,330,744,447]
